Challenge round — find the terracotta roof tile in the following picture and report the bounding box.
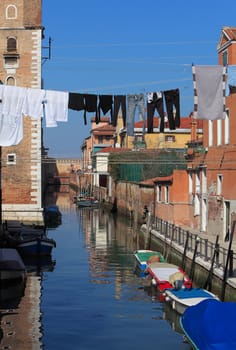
[222,26,236,40]
[134,117,203,129]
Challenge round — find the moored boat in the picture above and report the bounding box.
[17,236,56,256]
[77,196,99,208]
[3,221,56,256]
[164,287,219,315]
[180,299,236,349]
[134,249,165,271]
[44,205,62,227]
[147,262,192,292]
[0,248,26,284]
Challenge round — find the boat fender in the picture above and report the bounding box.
[151,278,157,286]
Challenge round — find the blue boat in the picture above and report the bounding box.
[5,222,56,256]
[17,235,56,256]
[180,299,236,349]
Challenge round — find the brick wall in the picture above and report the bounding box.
[0,0,43,223]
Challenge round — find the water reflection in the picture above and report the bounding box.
[0,251,55,348]
[0,275,43,349]
[0,195,191,349]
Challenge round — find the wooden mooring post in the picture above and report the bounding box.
[221,220,235,301]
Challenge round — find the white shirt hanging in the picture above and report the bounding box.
[44,90,69,127]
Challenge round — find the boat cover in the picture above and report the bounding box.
[181,299,236,349]
[169,288,215,299]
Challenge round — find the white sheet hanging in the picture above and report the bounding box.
[22,87,46,119]
[192,65,226,120]
[0,85,26,146]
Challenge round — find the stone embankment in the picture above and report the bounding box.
[141,220,236,302]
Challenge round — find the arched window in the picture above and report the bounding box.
[6,5,17,19]
[6,76,15,86]
[7,37,17,52]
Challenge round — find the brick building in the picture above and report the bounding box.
[0,0,44,224]
[154,27,236,239]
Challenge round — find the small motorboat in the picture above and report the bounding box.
[164,287,219,315]
[180,299,236,349]
[147,262,192,292]
[134,249,165,271]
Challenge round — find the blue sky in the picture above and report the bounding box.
[42,0,236,158]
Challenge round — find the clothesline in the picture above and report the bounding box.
[0,64,233,147]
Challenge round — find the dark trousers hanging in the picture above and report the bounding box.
[164,89,180,129]
[147,92,165,133]
[113,95,126,127]
[98,95,113,123]
[84,94,98,123]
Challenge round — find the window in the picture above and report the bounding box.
[208,120,213,147]
[222,50,228,66]
[157,185,161,202]
[217,174,223,196]
[6,5,17,19]
[4,56,18,69]
[224,109,229,144]
[195,171,200,193]
[188,171,193,194]
[6,76,15,86]
[7,153,16,165]
[217,119,222,146]
[165,135,175,143]
[194,194,200,216]
[201,167,207,195]
[165,186,169,204]
[7,37,17,52]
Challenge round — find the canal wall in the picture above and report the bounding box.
[140,220,236,302]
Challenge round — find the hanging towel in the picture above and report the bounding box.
[192,65,226,120]
[22,87,46,118]
[0,85,26,146]
[44,90,69,127]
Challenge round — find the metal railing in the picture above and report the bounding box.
[151,217,236,277]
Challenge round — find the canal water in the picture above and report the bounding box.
[0,194,192,350]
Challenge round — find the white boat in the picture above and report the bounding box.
[164,287,219,315]
[134,249,165,271]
